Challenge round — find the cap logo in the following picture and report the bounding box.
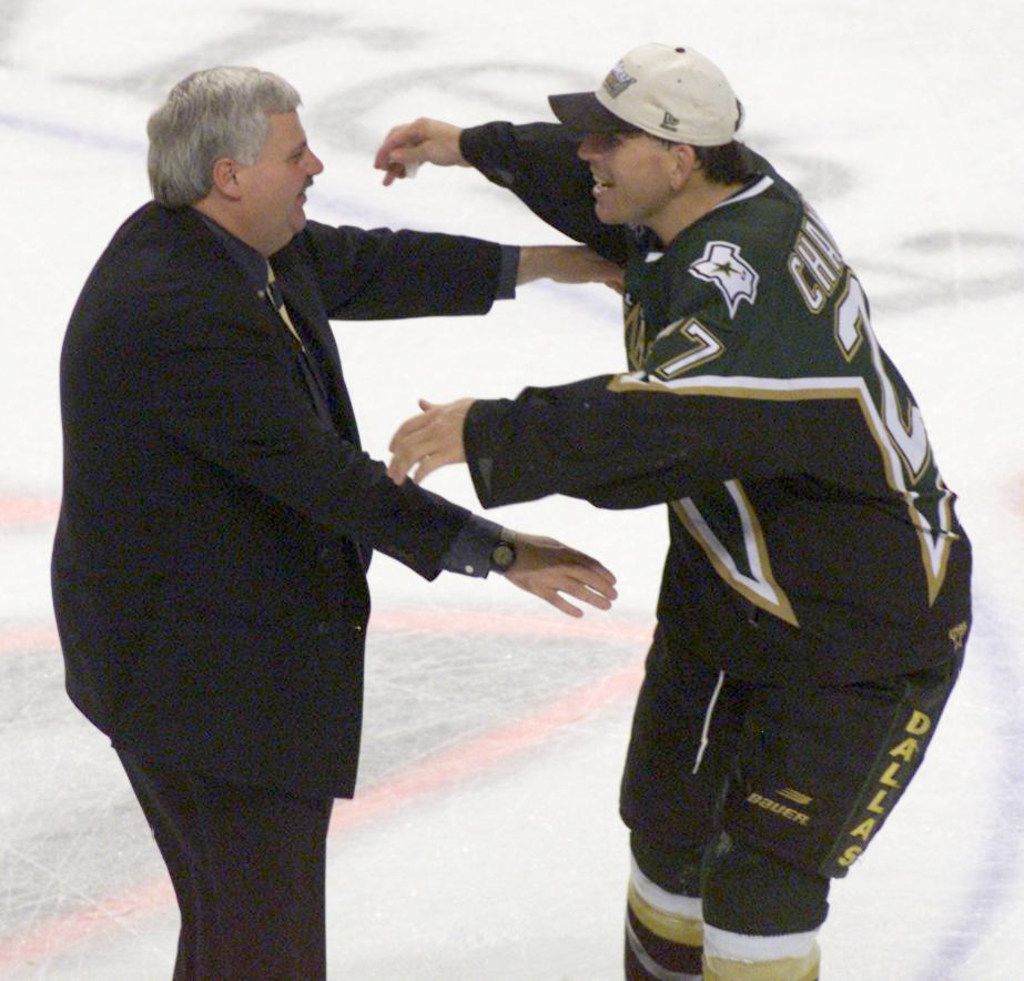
[602,61,637,99]
[660,110,680,133]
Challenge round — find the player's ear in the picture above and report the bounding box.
[670,143,698,189]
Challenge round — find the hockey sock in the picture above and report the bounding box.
[702,926,820,980]
[624,859,704,980]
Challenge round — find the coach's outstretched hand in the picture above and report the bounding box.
[517,245,624,292]
[387,398,616,615]
[497,530,618,618]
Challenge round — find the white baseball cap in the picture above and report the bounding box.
[548,43,741,146]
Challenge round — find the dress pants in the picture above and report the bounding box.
[117,748,335,980]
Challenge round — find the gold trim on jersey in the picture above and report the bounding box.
[671,482,798,626]
[608,372,956,607]
[623,294,648,370]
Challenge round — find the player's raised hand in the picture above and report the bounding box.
[500,531,618,618]
[374,118,468,186]
[387,398,473,484]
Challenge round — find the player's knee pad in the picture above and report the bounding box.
[625,858,704,979]
[630,829,704,896]
[698,831,826,979]
[701,830,829,934]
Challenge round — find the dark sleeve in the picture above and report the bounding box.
[140,302,472,580]
[440,514,504,577]
[462,374,832,510]
[460,121,630,264]
[293,221,505,320]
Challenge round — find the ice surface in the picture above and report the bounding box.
[2,1,1023,977]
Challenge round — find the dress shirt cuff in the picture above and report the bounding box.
[496,245,519,300]
[441,515,504,577]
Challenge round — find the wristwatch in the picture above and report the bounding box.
[489,537,517,574]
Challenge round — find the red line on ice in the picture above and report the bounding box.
[0,610,648,970]
[0,495,59,527]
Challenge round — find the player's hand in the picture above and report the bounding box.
[517,245,625,294]
[500,531,618,618]
[387,398,473,484]
[374,118,468,186]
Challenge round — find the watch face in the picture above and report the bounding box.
[492,541,516,571]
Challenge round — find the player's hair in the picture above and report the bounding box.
[692,99,750,184]
[147,66,301,207]
[693,142,754,184]
[650,137,753,185]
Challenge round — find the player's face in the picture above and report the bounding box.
[235,111,324,256]
[577,132,679,231]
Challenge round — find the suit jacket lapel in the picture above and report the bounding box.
[272,260,361,447]
[179,210,361,446]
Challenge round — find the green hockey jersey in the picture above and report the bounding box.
[460,122,971,683]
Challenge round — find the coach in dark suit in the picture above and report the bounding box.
[51,66,617,980]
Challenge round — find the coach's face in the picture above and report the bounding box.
[235,111,324,256]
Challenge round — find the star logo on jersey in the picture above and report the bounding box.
[688,241,759,318]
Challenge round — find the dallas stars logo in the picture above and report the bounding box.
[688,241,759,318]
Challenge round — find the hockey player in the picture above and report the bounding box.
[375,43,971,980]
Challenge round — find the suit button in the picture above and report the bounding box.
[316,622,329,636]
[318,546,331,562]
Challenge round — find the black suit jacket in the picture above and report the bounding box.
[52,203,504,797]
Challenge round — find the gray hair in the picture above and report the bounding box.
[147,66,302,207]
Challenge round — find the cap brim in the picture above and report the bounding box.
[547,92,640,134]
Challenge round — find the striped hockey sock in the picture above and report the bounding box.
[702,925,820,980]
[624,861,704,979]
